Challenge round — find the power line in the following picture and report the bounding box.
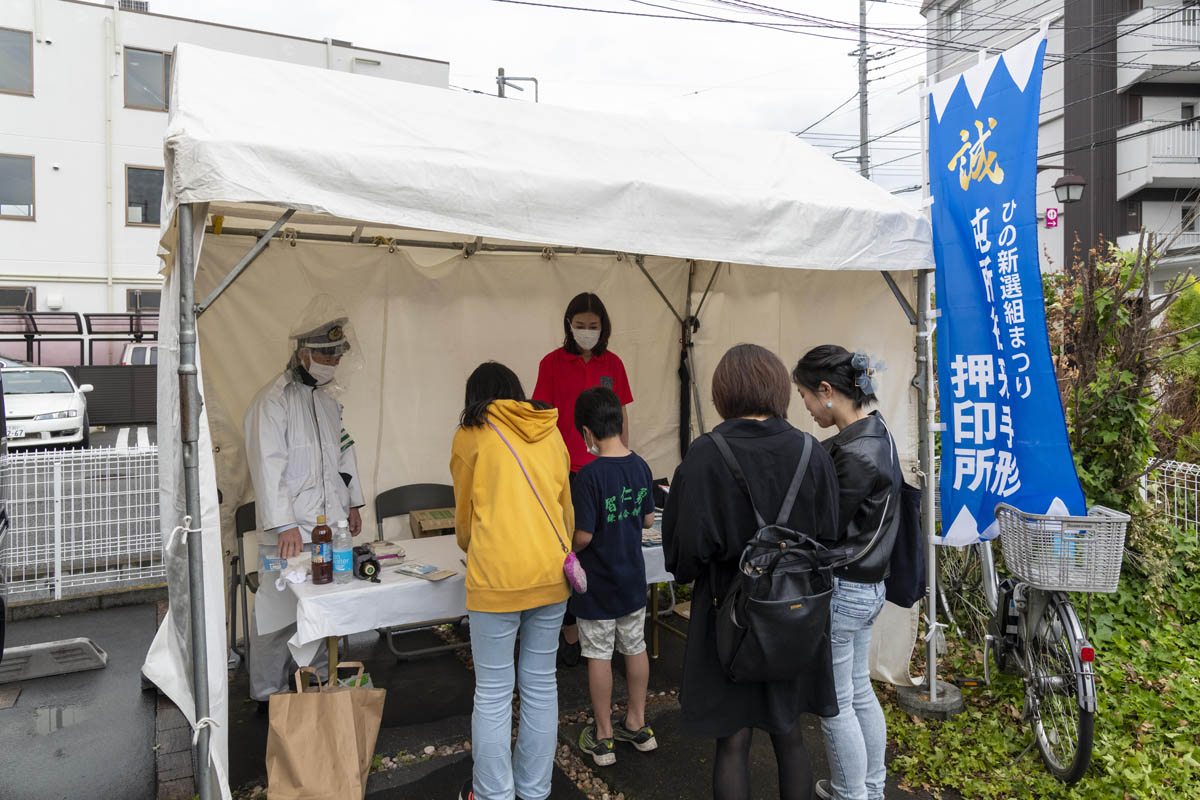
[794,92,859,136]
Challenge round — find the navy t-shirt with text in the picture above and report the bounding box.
[569,452,655,621]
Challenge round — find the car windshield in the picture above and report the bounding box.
[2,370,75,394]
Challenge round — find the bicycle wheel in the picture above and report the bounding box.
[1026,593,1095,783]
[938,543,994,645]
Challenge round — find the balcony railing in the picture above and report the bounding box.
[1152,7,1200,48]
[1150,124,1200,159]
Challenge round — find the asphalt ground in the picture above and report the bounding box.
[0,604,158,800]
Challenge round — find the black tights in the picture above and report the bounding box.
[713,725,813,800]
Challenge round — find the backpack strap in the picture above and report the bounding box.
[708,430,814,529]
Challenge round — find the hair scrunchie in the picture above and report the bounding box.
[851,350,887,396]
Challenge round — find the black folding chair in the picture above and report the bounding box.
[374,483,468,660]
[228,502,259,686]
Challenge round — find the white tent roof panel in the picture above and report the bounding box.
[163,44,932,273]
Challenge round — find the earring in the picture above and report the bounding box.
[826,401,833,409]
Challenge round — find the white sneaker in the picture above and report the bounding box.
[814,779,835,800]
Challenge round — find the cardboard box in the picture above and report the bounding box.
[409,507,455,539]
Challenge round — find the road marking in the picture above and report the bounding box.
[116,427,130,450]
[137,426,149,448]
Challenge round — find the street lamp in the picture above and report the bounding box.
[1052,173,1087,204]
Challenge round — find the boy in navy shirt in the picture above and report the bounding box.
[570,387,659,767]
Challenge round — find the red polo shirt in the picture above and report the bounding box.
[533,347,633,472]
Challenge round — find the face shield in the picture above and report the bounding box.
[286,295,364,394]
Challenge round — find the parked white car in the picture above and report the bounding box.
[120,342,158,366]
[1,367,93,448]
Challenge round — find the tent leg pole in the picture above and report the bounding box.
[179,203,216,800]
[683,261,705,435]
[917,268,938,702]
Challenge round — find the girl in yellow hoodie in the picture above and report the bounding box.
[450,362,573,800]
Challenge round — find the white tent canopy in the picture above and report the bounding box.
[145,44,935,799]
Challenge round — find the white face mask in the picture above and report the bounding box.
[584,431,600,457]
[572,327,601,352]
[306,360,338,385]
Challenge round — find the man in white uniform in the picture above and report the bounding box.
[243,316,364,704]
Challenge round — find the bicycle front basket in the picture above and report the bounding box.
[994,504,1129,593]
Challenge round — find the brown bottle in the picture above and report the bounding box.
[311,515,333,585]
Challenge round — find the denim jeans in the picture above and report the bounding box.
[469,601,567,800]
[820,578,887,800]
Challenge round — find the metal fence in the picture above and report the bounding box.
[0,446,163,602]
[1147,460,1200,541]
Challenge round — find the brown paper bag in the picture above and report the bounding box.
[265,665,385,800]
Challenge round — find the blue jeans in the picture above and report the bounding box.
[820,578,887,800]
[469,601,567,800]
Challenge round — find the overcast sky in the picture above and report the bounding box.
[153,0,934,190]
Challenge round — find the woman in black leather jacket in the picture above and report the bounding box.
[793,345,902,800]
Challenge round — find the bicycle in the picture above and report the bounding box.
[938,503,1129,784]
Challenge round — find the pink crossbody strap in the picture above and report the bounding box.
[486,419,570,555]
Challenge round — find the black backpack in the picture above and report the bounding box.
[707,431,835,684]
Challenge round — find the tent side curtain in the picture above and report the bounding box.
[160,44,933,273]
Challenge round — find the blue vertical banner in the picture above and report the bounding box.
[928,33,1086,545]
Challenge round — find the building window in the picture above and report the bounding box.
[1121,94,1142,127]
[126,288,161,312]
[1124,199,1142,235]
[0,154,34,219]
[126,166,164,225]
[1183,204,1197,233]
[0,286,35,311]
[124,47,172,111]
[0,28,32,96]
[946,4,966,38]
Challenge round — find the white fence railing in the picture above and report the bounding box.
[1150,125,1200,159]
[1152,8,1200,48]
[0,446,163,601]
[1147,459,1200,541]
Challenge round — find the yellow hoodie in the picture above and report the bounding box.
[450,399,573,613]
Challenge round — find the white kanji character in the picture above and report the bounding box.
[1003,299,1025,326]
[971,207,991,254]
[954,400,998,445]
[990,308,1005,351]
[1002,200,1017,223]
[997,248,1019,275]
[999,405,1014,448]
[1015,375,1032,399]
[998,224,1017,248]
[950,354,970,398]
[991,450,1021,497]
[1000,272,1023,300]
[997,357,1010,399]
[954,448,996,492]
[966,355,995,397]
[1013,352,1031,372]
[1009,326,1026,350]
[981,265,995,303]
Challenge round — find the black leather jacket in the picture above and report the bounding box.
[823,412,903,584]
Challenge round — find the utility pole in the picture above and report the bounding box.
[858,0,870,178]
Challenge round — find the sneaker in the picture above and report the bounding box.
[613,718,658,752]
[814,779,835,800]
[579,724,616,766]
[458,778,474,800]
[557,632,582,668]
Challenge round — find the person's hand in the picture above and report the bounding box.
[349,507,362,536]
[277,527,303,560]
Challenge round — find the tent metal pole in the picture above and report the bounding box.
[916,267,939,701]
[684,261,706,435]
[195,208,296,316]
[179,203,216,800]
[881,271,917,326]
[634,255,684,325]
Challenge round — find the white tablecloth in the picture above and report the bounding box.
[285,537,677,665]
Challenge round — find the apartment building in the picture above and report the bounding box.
[0,0,448,330]
[922,1,1200,291]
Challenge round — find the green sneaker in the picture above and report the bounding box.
[579,724,616,766]
[614,719,658,752]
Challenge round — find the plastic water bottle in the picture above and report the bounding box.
[333,519,353,584]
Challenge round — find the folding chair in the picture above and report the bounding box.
[228,502,258,683]
[374,483,468,660]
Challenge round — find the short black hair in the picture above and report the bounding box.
[711,344,791,420]
[574,387,623,440]
[562,293,612,356]
[459,361,550,427]
[792,344,876,409]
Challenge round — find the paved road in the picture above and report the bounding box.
[89,423,157,449]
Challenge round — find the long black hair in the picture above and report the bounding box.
[561,293,612,356]
[792,344,877,409]
[459,362,550,427]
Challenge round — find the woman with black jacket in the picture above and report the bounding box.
[792,345,903,800]
[664,344,842,800]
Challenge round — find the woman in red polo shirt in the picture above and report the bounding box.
[534,292,634,665]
